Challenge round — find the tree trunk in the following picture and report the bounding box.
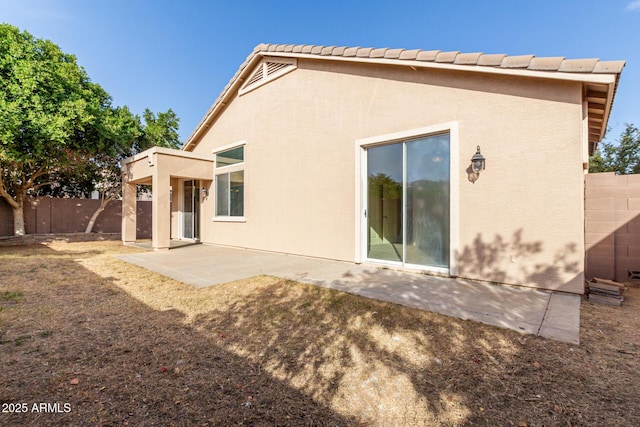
[85,197,113,233]
[12,202,25,236]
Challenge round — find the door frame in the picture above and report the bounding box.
[354,122,459,276]
[179,179,200,241]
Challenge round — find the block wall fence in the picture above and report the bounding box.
[0,197,151,238]
[585,172,640,282]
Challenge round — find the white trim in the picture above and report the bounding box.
[213,168,245,220]
[179,179,200,241]
[214,141,246,172]
[213,216,246,223]
[239,57,297,96]
[582,99,589,170]
[449,122,460,277]
[260,52,618,85]
[354,141,363,263]
[212,140,247,156]
[354,122,460,276]
[402,141,407,264]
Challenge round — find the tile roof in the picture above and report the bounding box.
[183,43,625,150]
[255,43,625,74]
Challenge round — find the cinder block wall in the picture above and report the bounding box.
[585,172,640,281]
[0,197,152,238]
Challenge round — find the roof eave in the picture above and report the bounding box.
[263,51,619,85]
[181,45,625,151]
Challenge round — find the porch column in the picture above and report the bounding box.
[122,181,137,243]
[152,168,171,250]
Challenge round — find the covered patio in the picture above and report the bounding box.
[121,147,214,250]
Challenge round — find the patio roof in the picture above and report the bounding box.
[121,146,214,185]
[121,146,214,250]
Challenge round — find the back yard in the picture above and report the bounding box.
[0,241,638,426]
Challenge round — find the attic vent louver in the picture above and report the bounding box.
[266,61,290,75]
[239,58,297,95]
[245,67,264,87]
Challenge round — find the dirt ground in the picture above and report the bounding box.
[0,241,638,426]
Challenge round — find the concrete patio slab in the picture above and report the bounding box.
[116,244,581,344]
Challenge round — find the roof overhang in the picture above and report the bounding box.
[122,146,214,185]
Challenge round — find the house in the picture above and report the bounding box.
[121,43,625,294]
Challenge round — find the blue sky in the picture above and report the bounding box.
[2,0,639,144]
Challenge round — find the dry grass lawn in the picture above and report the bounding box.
[1,241,639,426]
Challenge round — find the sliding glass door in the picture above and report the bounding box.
[366,133,450,269]
[367,143,403,262]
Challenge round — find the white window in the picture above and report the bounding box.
[215,171,244,217]
[214,145,245,219]
[216,146,244,167]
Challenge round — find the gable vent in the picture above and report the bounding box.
[240,58,297,95]
[266,61,290,76]
[245,67,264,87]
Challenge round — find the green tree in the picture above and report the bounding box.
[0,24,181,235]
[38,104,181,233]
[81,106,180,233]
[0,24,111,235]
[141,108,180,150]
[589,124,640,174]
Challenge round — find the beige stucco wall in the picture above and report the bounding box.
[189,59,585,293]
[122,149,212,249]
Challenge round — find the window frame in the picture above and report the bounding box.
[213,142,246,222]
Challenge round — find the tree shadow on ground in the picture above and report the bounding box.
[183,231,631,426]
[193,274,639,426]
[0,244,353,426]
[3,241,639,426]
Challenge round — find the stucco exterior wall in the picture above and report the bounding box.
[189,59,585,293]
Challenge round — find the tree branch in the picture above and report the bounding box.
[0,169,20,209]
[30,181,55,191]
[26,163,47,186]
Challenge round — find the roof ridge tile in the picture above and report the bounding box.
[356,47,374,57]
[477,53,507,66]
[416,50,440,62]
[454,52,483,65]
[384,48,405,59]
[343,47,361,57]
[558,58,599,73]
[500,54,535,68]
[332,46,348,56]
[435,51,460,63]
[399,49,422,60]
[528,56,566,71]
[592,60,626,74]
[370,48,388,58]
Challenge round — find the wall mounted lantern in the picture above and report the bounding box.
[201,187,209,197]
[471,146,486,174]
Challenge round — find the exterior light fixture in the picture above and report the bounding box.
[201,187,209,197]
[471,146,486,174]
